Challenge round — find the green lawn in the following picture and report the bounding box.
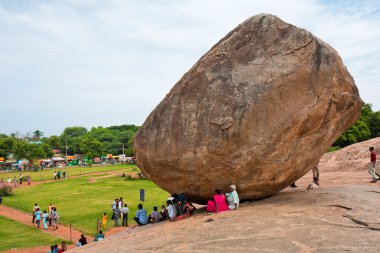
[3,175,168,235]
[0,164,138,182]
[0,215,62,251]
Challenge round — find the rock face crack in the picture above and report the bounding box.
[133,13,363,203]
[328,205,353,211]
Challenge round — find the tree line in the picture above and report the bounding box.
[0,103,379,163]
[0,125,139,163]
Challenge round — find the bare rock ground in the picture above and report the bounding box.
[70,139,380,252]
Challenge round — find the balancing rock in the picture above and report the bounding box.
[133,14,363,203]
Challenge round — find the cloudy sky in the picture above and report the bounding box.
[1,0,379,136]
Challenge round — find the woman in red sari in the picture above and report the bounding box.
[207,189,229,213]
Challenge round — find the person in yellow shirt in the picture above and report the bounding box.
[102,212,107,229]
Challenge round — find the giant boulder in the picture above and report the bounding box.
[134,14,363,203]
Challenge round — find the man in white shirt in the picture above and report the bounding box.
[226,184,239,210]
[166,200,177,220]
[120,204,129,226]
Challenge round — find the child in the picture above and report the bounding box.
[102,212,107,230]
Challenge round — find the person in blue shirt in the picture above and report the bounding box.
[134,204,148,225]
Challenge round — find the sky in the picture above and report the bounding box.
[0,0,379,136]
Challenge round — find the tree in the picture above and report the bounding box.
[12,140,47,164]
[80,136,104,158]
[0,136,15,159]
[369,111,380,138]
[62,126,87,137]
[33,130,44,140]
[333,103,375,148]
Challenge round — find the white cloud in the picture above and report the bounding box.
[0,0,379,135]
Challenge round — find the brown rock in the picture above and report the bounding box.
[134,14,363,203]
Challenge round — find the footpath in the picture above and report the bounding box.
[0,205,130,253]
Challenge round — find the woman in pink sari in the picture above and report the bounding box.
[207,189,229,213]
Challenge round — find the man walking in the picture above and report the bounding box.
[368,147,379,182]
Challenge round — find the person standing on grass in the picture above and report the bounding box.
[114,205,120,227]
[19,173,23,184]
[121,204,129,226]
[42,210,48,230]
[53,207,60,230]
[13,176,17,187]
[368,147,379,182]
[35,208,42,228]
[7,177,11,185]
[0,194,3,206]
[27,175,31,186]
[134,204,148,225]
[102,212,107,229]
[32,203,40,223]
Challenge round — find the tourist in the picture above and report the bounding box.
[312,161,320,185]
[53,244,59,253]
[172,198,180,215]
[53,207,60,229]
[207,189,229,213]
[114,205,120,227]
[32,203,40,223]
[78,234,88,246]
[63,171,66,179]
[42,210,49,230]
[111,198,117,220]
[183,197,196,214]
[166,200,177,221]
[226,184,240,210]
[7,177,11,185]
[13,176,17,187]
[148,206,161,223]
[121,204,129,226]
[102,212,107,229]
[160,205,168,220]
[57,170,61,179]
[19,173,23,184]
[49,204,55,226]
[368,147,379,182]
[0,194,3,206]
[47,245,55,253]
[58,241,67,252]
[94,230,105,241]
[119,197,124,208]
[134,203,148,225]
[35,208,42,228]
[27,175,31,186]
[54,171,57,180]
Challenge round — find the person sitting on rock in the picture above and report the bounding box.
[148,206,162,223]
[207,189,229,213]
[94,230,105,241]
[160,205,168,220]
[166,200,177,221]
[77,234,87,246]
[226,185,239,210]
[134,204,148,225]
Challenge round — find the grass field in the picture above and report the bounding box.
[3,174,169,235]
[0,164,138,182]
[0,215,62,251]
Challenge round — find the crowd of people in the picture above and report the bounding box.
[46,242,67,253]
[53,170,66,180]
[32,203,59,230]
[0,173,31,188]
[206,185,239,213]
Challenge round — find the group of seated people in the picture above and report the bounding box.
[206,184,239,213]
[134,193,197,225]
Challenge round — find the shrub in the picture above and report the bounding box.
[0,185,14,196]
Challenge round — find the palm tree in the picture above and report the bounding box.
[33,130,44,140]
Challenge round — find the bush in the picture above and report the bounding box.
[0,185,14,196]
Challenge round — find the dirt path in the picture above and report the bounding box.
[0,205,132,253]
[10,169,138,188]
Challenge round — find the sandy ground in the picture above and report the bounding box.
[68,138,380,253]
